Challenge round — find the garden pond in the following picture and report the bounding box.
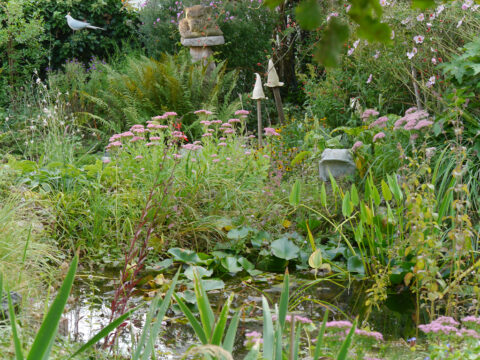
[65,268,416,358]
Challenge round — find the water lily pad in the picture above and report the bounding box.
[251,231,271,248]
[347,255,365,275]
[227,226,251,240]
[168,248,203,264]
[271,237,299,261]
[201,279,225,291]
[238,257,262,276]
[221,256,243,274]
[184,266,213,281]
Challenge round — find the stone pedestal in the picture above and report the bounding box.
[181,36,224,71]
[318,149,356,181]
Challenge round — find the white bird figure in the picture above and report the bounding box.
[65,13,105,31]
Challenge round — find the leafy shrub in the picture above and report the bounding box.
[300,1,480,127]
[0,0,46,104]
[75,51,241,134]
[137,0,277,92]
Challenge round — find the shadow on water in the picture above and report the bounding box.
[64,268,416,358]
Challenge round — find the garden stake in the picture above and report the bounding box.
[252,73,266,146]
[266,59,286,125]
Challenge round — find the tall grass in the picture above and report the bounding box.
[0,196,60,294]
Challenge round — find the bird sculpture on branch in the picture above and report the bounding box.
[65,13,105,31]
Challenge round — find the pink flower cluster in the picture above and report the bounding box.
[462,316,480,325]
[194,109,213,115]
[272,314,313,324]
[325,320,384,342]
[244,331,263,347]
[151,111,177,121]
[355,329,384,341]
[264,127,280,136]
[418,316,480,339]
[361,109,379,122]
[182,142,203,151]
[372,132,386,142]
[234,109,250,118]
[394,107,433,130]
[325,320,353,329]
[369,116,388,129]
[352,141,363,151]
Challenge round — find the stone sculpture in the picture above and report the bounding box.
[178,5,225,69]
[318,149,356,181]
[179,5,223,39]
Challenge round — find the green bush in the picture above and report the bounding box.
[71,51,241,134]
[138,0,277,91]
[300,1,480,127]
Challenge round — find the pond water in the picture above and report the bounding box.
[64,268,415,358]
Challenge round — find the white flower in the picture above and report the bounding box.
[426,22,432,27]
[346,4,351,12]
[347,48,355,56]
[473,4,480,11]
[417,13,425,21]
[353,39,360,48]
[429,13,436,21]
[366,74,373,84]
[380,0,389,6]
[326,12,339,21]
[436,4,445,15]
[391,30,395,39]
[407,47,418,59]
[414,35,424,44]
[401,17,411,25]
[432,57,437,64]
[426,76,436,88]
[373,50,381,59]
[457,16,465,28]
[430,47,437,52]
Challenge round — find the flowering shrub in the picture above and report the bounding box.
[347,106,434,177]
[100,109,272,250]
[300,1,480,127]
[419,316,480,359]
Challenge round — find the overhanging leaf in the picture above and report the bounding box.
[295,0,322,30]
[315,18,349,68]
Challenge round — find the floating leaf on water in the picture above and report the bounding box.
[227,226,251,240]
[251,230,271,248]
[271,237,300,261]
[347,255,365,275]
[168,248,203,265]
[201,279,225,291]
[220,257,243,274]
[184,266,213,281]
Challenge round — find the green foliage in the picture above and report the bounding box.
[76,51,240,133]
[29,0,139,71]
[173,270,240,353]
[137,0,277,92]
[300,1,480,127]
[0,0,45,102]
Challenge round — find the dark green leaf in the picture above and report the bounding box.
[315,18,349,68]
[295,0,322,30]
[168,248,202,264]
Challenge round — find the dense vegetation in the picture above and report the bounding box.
[1,0,480,359]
